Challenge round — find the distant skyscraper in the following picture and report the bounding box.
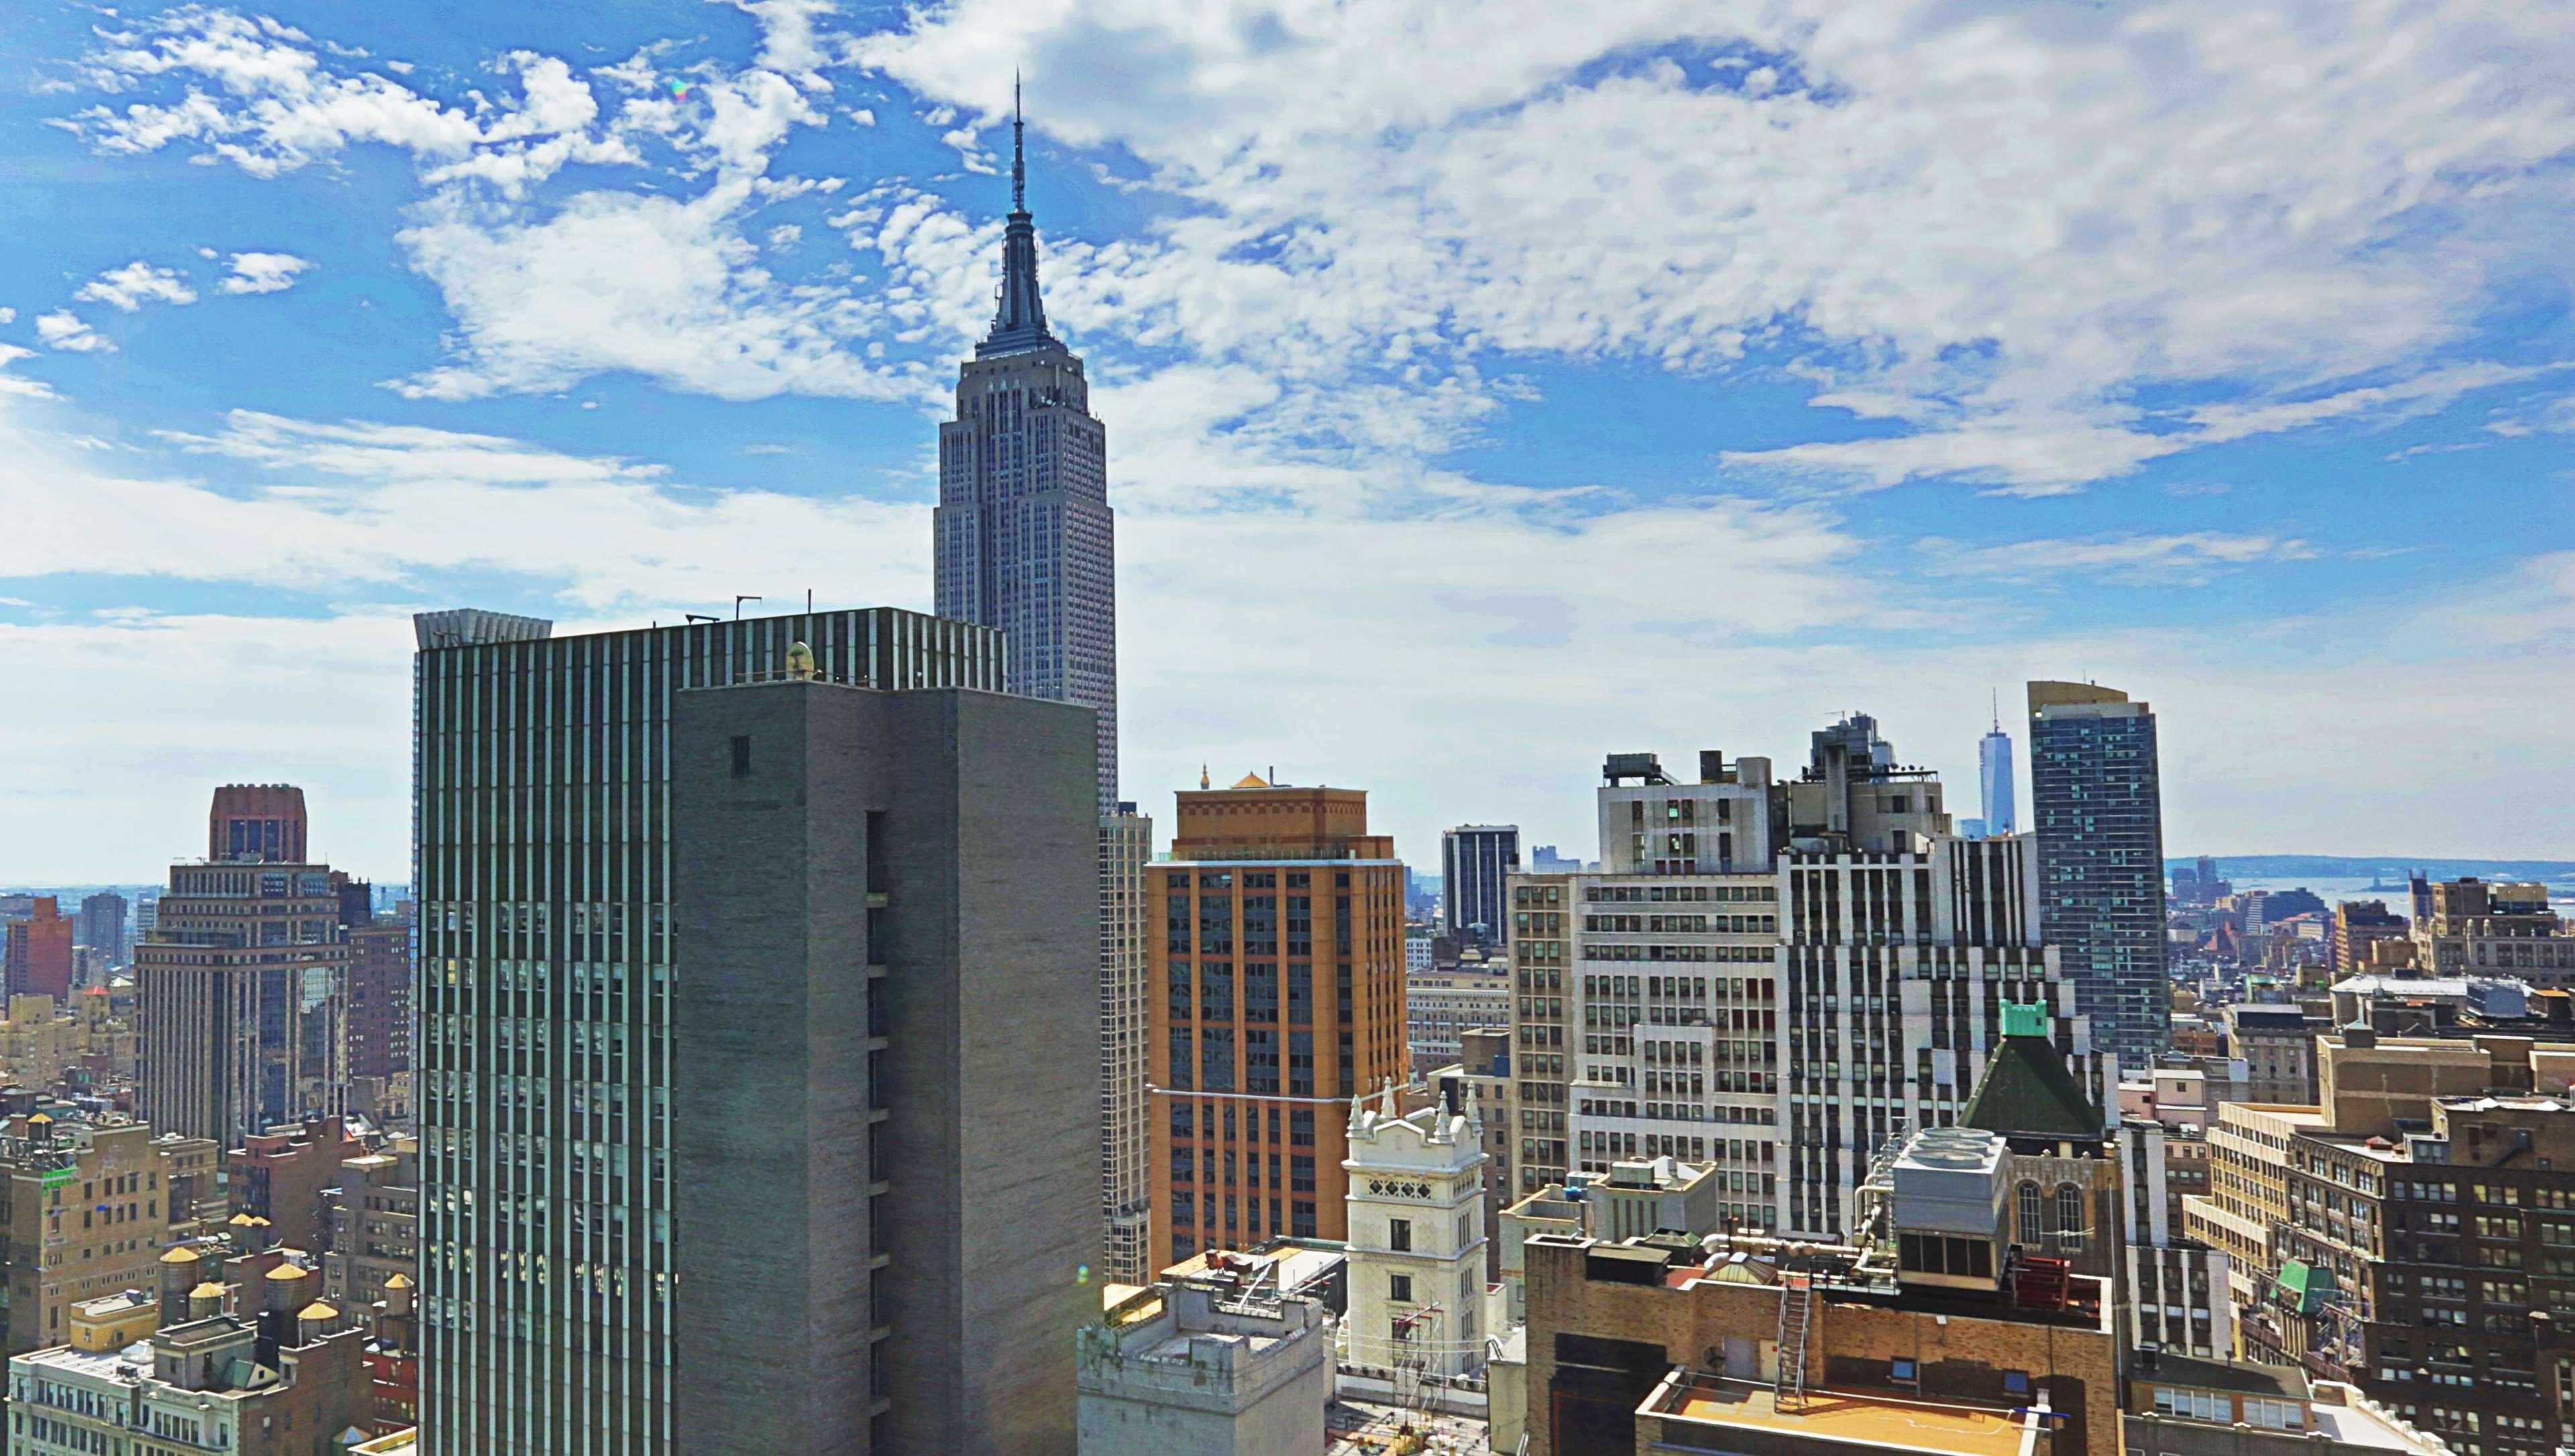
[1978,694,2016,838]
[932,87,1117,810]
[413,607,1003,1455]
[1441,824,1520,945]
[345,919,410,1081]
[2028,681,2171,1064]
[134,787,349,1148]
[209,782,309,864]
[3,897,74,1002]
[76,890,128,967]
[671,671,1095,1455]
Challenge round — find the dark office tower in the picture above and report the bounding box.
[671,675,1095,1455]
[412,607,1005,1456]
[1441,824,1520,946]
[76,890,129,966]
[2027,681,2170,1066]
[931,89,1116,810]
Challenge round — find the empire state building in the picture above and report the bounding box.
[933,93,1118,808]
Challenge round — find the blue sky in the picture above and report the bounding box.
[2,0,2572,882]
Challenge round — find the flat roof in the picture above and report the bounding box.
[2136,1355,2305,1398]
[2307,1390,2446,1453]
[1652,1377,2032,1456]
[12,1342,147,1382]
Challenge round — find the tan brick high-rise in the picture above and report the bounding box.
[1148,775,1409,1271]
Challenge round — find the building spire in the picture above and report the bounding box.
[978,70,1056,357]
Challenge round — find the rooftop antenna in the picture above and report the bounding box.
[734,594,763,622]
[1011,70,1026,215]
[683,613,720,624]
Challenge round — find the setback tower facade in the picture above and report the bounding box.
[931,90,1116,810]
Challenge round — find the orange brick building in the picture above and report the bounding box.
[1147,775,1410,1270]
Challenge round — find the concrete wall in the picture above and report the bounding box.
[1078,1352,1328,1456]
[673,682,1096,1455]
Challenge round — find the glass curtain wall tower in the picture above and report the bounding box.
[2027,680,2170,1065]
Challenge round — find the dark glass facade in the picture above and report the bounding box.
[2028,689,2170,1065]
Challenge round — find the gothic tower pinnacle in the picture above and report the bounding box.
[980,72,1056,356]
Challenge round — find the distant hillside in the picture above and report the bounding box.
[2167,855,2575,881]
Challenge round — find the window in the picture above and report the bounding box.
[1390,1217,1412,1251]
[1891,1359,1917,1383]
[2152,1387,2230,1422]
[729,735,752,777]
[2018,1180,2042,1241]
[2245,1398,2305,1431]
[2054,1184,2086,1245]
[1390,1273,1413,1303]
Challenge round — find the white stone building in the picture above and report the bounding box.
[1341,1083,1489,1380]
[1078,1267,1332,1456]
[1506,733,2107,1243]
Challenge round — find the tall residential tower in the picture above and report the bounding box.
[2028,681,2170,1064]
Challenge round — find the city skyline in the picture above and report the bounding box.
[4,3,2575,882]
[9,9,2575,1456]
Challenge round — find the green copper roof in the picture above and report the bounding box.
[1958,1018,2101,1139]
[1999,1001,2050,1039]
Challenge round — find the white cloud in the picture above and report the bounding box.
[75,261,198,312]
[391,185,914,402]
[217,251,311,294]
[0,308,15,324]
[720,0,845,91]
[0,345,58,400]
[4,408,926,613]
[858,0,2575,490]
[0,608,423,881]
[2185,362,2563,445]
[35,312,112,353]
[60,14,649,194]
[1920,531,2318,583]
[765,223,802,249]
